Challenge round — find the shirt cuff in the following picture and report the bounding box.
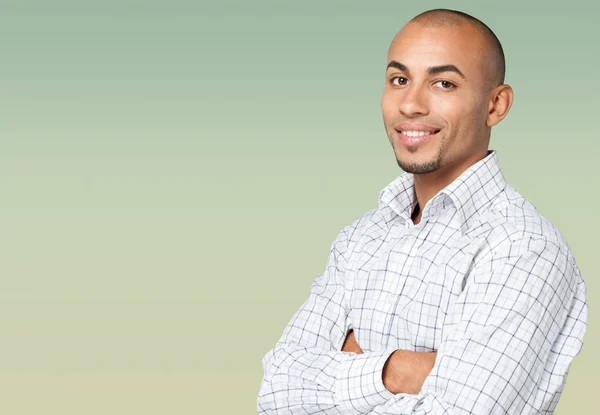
[334,348,397,413]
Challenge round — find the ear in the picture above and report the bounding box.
[486,84,514,127]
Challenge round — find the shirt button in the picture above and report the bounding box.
[387,294,396,305]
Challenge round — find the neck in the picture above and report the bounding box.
[411,150,489,224]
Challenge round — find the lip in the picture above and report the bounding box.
[395,130,439,146]
[394,122,441,147]
[394,122,441,133]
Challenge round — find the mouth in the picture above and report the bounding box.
[395,128,441,146]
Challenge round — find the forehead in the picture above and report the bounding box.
[387,23,487,80]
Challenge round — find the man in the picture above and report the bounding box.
[257,8,587,414]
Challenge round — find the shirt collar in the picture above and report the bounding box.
[378,150,507,232]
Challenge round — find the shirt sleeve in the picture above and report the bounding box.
[257,223,397,414]
[366,235,587,414]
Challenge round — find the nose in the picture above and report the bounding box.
[398,84,429,118]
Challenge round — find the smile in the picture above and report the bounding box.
[396,129,441,146]
[400,130,440,137]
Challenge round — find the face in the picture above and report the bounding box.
[381,22,503,176]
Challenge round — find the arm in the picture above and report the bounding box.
[257,223,398,414]
[343,330,438,396]
[366,236,587,414]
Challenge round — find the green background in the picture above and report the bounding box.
[1,0,597,413]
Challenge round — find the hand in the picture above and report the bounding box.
[383,350,437,394]
[341,329,363,354]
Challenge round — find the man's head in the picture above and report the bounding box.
[381,9,513,176]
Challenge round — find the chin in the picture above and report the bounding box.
[395,152,441,174]
[389,131,444,173]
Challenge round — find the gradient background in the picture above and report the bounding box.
[1,0,597,413]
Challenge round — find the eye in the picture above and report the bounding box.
[434,80,456,89]
[390,76,408,86]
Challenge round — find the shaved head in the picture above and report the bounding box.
[408,9,506,86]
[381,8,514,178]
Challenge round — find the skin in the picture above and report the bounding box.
[342,19,514,395]
[342,329,436,394]
[381,21,513,224]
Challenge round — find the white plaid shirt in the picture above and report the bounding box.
[257,150,587,414]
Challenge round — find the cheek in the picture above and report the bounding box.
[381,88,403,108]
[432,93,462,115]
[434,96,482,131]
[380,94,395,116]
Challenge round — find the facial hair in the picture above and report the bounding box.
[392,132,446,174]
[396,155,441,174]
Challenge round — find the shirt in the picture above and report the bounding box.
[256,150,588,414]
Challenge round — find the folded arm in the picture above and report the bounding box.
[257,224,398,414]
[365,236,587,414]
[343,330,438,396]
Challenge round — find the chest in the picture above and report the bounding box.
[347,219,481,352]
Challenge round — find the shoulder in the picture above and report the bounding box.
[328,208,386,266]
[338,207,393,250]
[473,185,580,283]
[477,185,570,248]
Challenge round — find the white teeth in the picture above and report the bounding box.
[401,130,434,137]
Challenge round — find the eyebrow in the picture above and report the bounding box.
[386,60,466,80]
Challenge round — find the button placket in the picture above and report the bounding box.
[379,220,406,314]
[382,227,418,348]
